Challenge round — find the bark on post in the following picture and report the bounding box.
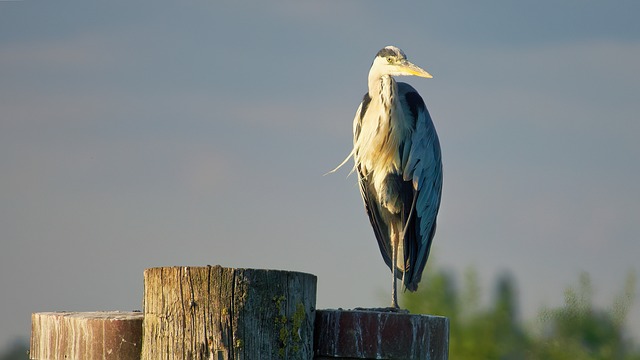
[142,266,317,360]
[30,311,143,360]
[314,309,449,360]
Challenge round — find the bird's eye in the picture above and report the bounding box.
[386,57,393,64]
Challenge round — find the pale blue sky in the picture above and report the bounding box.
[1,0,639,349]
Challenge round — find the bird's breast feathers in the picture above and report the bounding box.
[354,98,413,211]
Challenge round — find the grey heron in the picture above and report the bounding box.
[333,46,442,308]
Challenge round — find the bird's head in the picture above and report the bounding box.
[369,46,432,79]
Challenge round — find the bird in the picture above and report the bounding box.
[332,46,443,308]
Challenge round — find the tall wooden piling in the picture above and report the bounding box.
[142,266,317,360]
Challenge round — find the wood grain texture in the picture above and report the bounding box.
[30,311,143,360]
[314,309,449,359]
[142,266,317,360]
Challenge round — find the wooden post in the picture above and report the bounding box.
[314,309,449,360]
[30,311,144,360]
[142,266,317,360]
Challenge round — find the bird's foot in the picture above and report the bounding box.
[353,307,409,314]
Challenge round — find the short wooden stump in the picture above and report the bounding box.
[30,311,143,360]
[314,309,449,360]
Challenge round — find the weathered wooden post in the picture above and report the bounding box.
[29,267,447,359]
[142,266,317,360]
[314,309,449,360]
[30,311,144,360]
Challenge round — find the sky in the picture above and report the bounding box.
[1,0,640,350]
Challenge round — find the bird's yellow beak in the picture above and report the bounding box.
[398,60,433,78]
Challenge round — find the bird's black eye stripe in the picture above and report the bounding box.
[376,47,398,59]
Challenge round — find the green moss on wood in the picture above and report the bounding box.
[274,299,308,358]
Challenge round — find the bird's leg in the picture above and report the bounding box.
[400,194,417,287]
[391,232,399,308]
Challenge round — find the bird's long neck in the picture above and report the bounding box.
[367,75,397,143]
[368,74,396,108]
[356,73,405,182]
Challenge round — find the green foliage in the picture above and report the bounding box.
[403,265,640,360]
[532,272,639,360]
